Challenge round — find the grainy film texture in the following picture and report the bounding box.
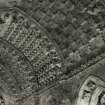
[0,0,105,105]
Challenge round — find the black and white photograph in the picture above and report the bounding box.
[0,0,105,105]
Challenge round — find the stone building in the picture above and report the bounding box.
[0,0,105,105]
